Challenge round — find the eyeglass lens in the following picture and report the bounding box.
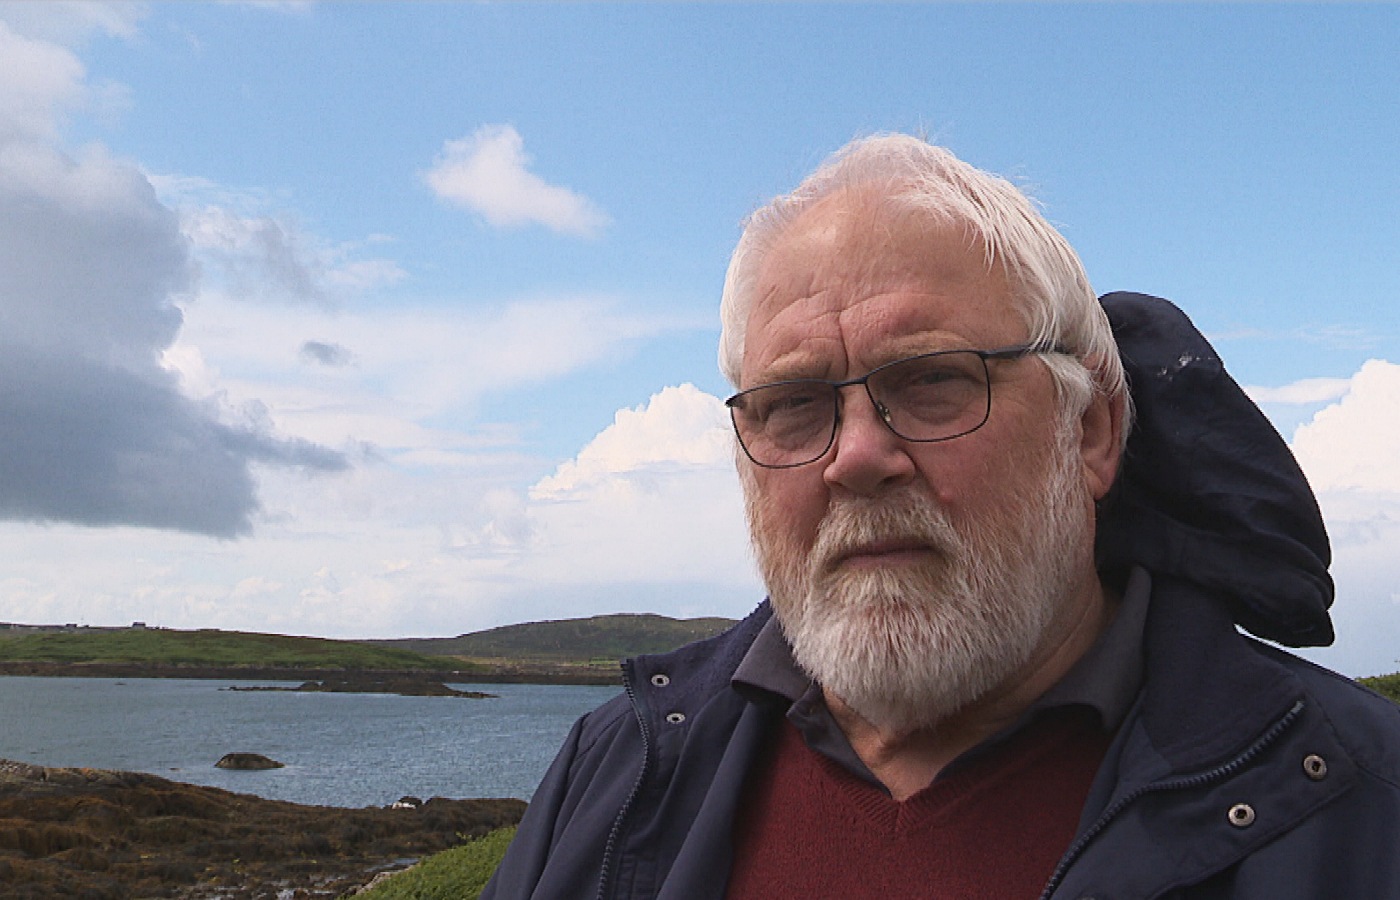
[729,351,993,468]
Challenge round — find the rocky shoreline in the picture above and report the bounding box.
[0,759,525,899]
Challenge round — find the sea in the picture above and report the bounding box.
[0,676,622,806]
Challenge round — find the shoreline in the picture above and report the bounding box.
[0,660,624,686]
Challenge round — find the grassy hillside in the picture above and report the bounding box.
[0,627,457,671]
[0,613,738,677]
[377,613,736,662]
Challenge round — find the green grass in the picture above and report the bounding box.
[379,613,736,663]
[0,627,459,671]
[356,826,515,899]
[1359,673,1400,704]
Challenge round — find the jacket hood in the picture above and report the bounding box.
[1095,292,1334,647]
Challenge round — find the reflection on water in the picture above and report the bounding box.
[0,676,620,806]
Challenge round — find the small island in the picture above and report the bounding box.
[227,677,496,698]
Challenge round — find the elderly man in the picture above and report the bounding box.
[483,136,1400,899]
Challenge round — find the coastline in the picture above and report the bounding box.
[0,758,525,898]
[0,660,624,686]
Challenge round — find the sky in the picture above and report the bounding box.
[0,2,1397,676]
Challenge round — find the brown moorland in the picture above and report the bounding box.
[0,759,524,899]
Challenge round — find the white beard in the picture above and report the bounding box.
[745,429,1091,735]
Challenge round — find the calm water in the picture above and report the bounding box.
[0,676,621,806]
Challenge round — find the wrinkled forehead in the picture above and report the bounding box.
[743,192,1016,375]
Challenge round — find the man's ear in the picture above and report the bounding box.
[1080,390,1124,502]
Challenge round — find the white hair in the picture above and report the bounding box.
[719,133,1131,439]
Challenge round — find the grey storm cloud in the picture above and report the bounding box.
[0,143,347,538]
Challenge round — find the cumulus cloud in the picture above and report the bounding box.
[511,385,756,594]
[0,22,345,538]
[424,124,609,238]
[1292,360,1400,494]
[0,20,88,144]
[0,14,133,146]
[0,347,343,537]
[1285,360,1400,676]
[532,384,734,499]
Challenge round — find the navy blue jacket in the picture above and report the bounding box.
[483,294,1400,899]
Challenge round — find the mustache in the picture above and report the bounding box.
[810,491,962,577]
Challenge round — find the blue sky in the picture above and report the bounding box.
[1,3,1397,676]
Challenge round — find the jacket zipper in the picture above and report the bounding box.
[1039,698,1306,900]
[597,659,652,900]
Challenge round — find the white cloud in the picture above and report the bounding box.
[424,124,610,238]
[156,189,406,305]
[523,462,756,598]
[1244,376,1352,406]
[515,384,755,593]
[0,2,145,46]
[226,1,315,15]
[167,288,686,448]
[1292,360,1400,493]
[1285,359,1400,677]
[0,20,87,144]
[1300,325,1383,353]
[532,384,733,499]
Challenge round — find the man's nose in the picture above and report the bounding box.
[821,389,916,495]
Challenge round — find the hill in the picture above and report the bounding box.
[0,626,457,672]
[0,614,739,683]
[374,613,736,663]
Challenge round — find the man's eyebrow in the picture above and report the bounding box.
[750,361,827,385]
[876,333,973,361]
[749,343,839,384]
[749,328,983,386]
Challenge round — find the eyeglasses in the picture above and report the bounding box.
[725,342,1067,469]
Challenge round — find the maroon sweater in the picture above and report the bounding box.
[726,709,1109,899]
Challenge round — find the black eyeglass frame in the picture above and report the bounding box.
[725,341,1070,469]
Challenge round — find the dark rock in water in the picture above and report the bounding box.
[0,758,524,898]
[215,752,285,770]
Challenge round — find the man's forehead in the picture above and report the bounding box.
[756,194,995,305]
[745,201,1013,368]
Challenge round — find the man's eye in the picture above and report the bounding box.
[889,363,972,391]
[758,388,822,421]
[911,367,961,386]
